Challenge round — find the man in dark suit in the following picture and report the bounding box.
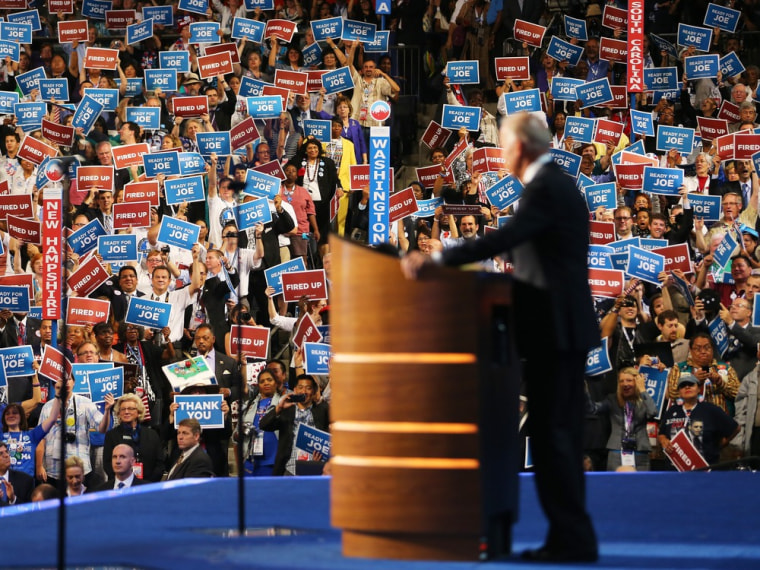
[0,442,34,506]
[402,113,599,562]
[194,324,241,403]
[91,265,145,323]
[166,419,214,480]
[89,444,147,492]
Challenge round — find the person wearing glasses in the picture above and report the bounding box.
[612,206,634,240]
[600,294,647,371]
[717,296,760,381]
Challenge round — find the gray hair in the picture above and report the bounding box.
[501,113,551,159]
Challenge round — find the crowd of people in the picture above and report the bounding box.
[4,0,760,506]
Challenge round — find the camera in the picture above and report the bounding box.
[239,311,251,322]
[289,393,306,403]
[620,299,637,308]
[241,423,257,438]
[65,432,76,444]
[224,231,239,238]
[621,438,637,452]
[160,245,170,254]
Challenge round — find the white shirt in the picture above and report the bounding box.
[114,472,136,489]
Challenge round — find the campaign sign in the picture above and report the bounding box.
[281,270,328,303]
[126,106,161,130]
[734,133,760,160]
[389,187,419,223]
[638,365,669,419]
[546,36,584,66]
[639,238,668,251]
[83,88,119,112]
[714,232,739,269]
[243,169,280,199]
[576,173,595,192]
[292,312,323,350]
[415,197,444,219]
[113,201,151,230]
[715,133,736,159]
[550,77,584,102]
[685,54,719,80]
[84,47,119,71]
[585,338,612,376]
[609,237,641,255]
[303,342,331,375]
[577,78,613,108]
[16,67,46,98]
[0,91,17,114]
[58,19,88,43]
[752,293,760,327]
[549,148,581,178]
[656,125,694,154]
[445,60,480,85]
[245,0,274,8]
[513,19,545,47]
[231,17,265,42]
[486,175,524,210]
[311,16,342,41]
[246,95,282,119]
[265,257,306,296]
[688,194,721,221]
[127,18,153,45]
[264,19,297,43]
[342,19,376,43]
[302,42,322,67]
[239,76,268,97]
[196,131,231,156]
[494,57,530,81]
[599,37,627,63]
[720,51,745,78]
[643,67,678,91]
[602,4,627,29]
[471,147,506,174]
[0,22,32,44]
[583,182,616,211]
[503,88,541,115]
[0,286,29,312]
[630,109,655,137]
[39,345,67,385]
[15,102,46,131]
[230,116,260,151]
[588,244,614,269]
[82,0,112,20]
[653,243,693,274]
[0,40,20,63]
[157,216,200,250]
[252,160,285,181]
[198,51,234,80]
[295,423,331,459]
[304,119,331,144]
[145,69,178,92]
[709,316,730,357]
[364,30,390,53]
[38,78,69,103]
[112,143,150,170]
[159,51,190,74]
[189,21,219,44]
[588,268,625,297]
[229,325,270,359]
[98,234,137,263]
[77,165,114,192]
[704,3,740,33]
[173,95,209,118]
[178,152,206,176]
[564,116,595,144]
[126,296,171,329]
[8,10,42,32]
[677,24,712,51]
[441,104,481,131]
[125,78,144,97]
[665,429,710,472]
[174,394,224,428]
[123,181,159,206]
[564,15,588,40]
[626,246,664,285]
[321,66,354,95]
[594,119,623,146]
[236,197,272,230]
[144,151,180,178]
[71,95,105,135]
[67,218,106,257]
[40,119,74,149]
[67,296,110,326]
[88,367,124,404]
[0,346,34,378]
[642,166,684,195]
[143,5,173,26]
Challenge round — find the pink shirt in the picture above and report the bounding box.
[281,184,315,233]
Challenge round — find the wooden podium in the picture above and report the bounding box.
[329,238,521,561]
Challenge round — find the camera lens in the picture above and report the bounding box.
[65,432,76,444]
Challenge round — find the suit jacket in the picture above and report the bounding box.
[213,351,242,403]
[103,424,166,482]
[166,446,214,480]
[442,160,599,354]
[90,475,147,493]
[1,469,34,505]
[0,317,41,349]
[260,401,330,476]
[92,276,146,323]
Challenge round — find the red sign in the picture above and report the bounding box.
[421,120,452,150]
[264,19,297,43]
[714,133,736,160]
[306,70,326,93]
[281,269,328,303]
[603,5,628,29]
[229,325,270,359]
[292,313,322,350]
[17,136,57,165]
[0,274,33,300]
[66,296,111,326]
[619,151,658,167]
[0,0,28,7]
[49,0,74,14]
[84,47,120,71]
[513,19,546,48]
[39,345,68,384]
[389,187,419,223]
[123,180,160,206]
[594,119,624,146]
[416,164,445,189]
[601,86,629,109]
[261,85,290,110]
[42,190,63,319]
[172,95,209,118]
[230,116,261,151]
[7,215,41,244]
[0,195,33,221]
[105,9,136,29]
[613,163,646,190]
[444,137,469,171]
[58,20,89,43]
[494,56,531,81]
[627,0,644,92]
[111,143,150,170]
[67,256,110,297]
[734,133,760,160]
[197,51,234,80]
[600,37,627,63]
[274,69,309,96]
[349,164,369,191]
[77,165,114,192]
[664,429,709,471]
[589,220,616,245]
[253,160,286,181]
[113,201,151,230]
[588,268,625,298]
[42,118,75,147]
[205,43,241,65]
[696,117,729,141]
[653,244,693,274]
[471,147,507,174]
[718,100,740,123]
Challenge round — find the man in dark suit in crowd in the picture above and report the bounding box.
[193,324,241,403]
[91,265,145,323]
[402,113,599,562]
[0,442,34,506]
[166,419,214,480]
[90,444,147,492]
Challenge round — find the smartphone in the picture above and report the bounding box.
[289,393,306,403]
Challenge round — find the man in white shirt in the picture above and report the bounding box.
[147,251,203,344]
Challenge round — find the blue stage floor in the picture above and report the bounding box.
[1,472,759,569]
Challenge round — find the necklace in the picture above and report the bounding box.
[306,160,318,182]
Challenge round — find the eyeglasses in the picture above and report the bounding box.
[120,407,138,412]
[691,344,712,352]
[78,350,97,356]
[732,303,750,310]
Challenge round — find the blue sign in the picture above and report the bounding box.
[244,0,274,8]
[0,346,35,378]
[189,22,219,44]
[178,152,206,176]
[708,316,730,357]
[643,166,684,195]
[178,0,209,17]
[609,237,640,254]
[577,173,595,191]
[174,394,224,428]
[317,325,330,345]
[304,119,330,143]
[564,15,588,40]
[369,126,390,245]
[577,78,613,108]
[265,257,306,296]
[643,67,678,91]
[626,246,665,285]
[549,148,581,178]
[485,175,524,210]
[83,88,119,112]
[375,0,391,16]
[639,365,669,419]
[82,0,111,20]
[0,286,30,313]
[88,367,124,404]
[720,51,745,78]
[652,88,681,104]
[38,78,69,103]
[7,10,41,32]
[656,125,695,154]
[144,151,180,178]
[630,109,655,137]
[546,36,584,66]
[414,197,443,218]
[145,69,177,92]
[303,342,330,374]
[127,18,153,45]
[126,106,161,130]
[311,16,342,41]
[639,238,668,251]
[550,77,584,102]
[243,169,280,199]
[503,88,541,115]
[342,20,376,43]
[157,216,201,250]
[364,30,390,53]
[441,104,481,131]
[295,423,331,459]
[236,197,272,229]
[143,5,173,26]
[164,175,205,205]
[14,102,46,130]
[626,139,647,156]
[685,54,719,80]
[125,78,144,97]
[688,194,721,221]
[126,296,172,329]
[321,66,354,95]
[588,244,614,269]
[677,24,712,51]
[71,94,105,135]
[704,3,740,33]
[445,60,480,85]
[302,42,322,67]
[0,40,20,63]
[231,17,265,42]
[585,337,612,376]
[564,116,595,143]
[246,95,282,119]
[649,33,678,60]
[583,182,616,211]
[98,234,138,262]
[196,131,231,156]
[16,67,46,98]
[0,91,18,114]
[0,22,32,44]
[239,76,269,97]
[159,51,190,74]
[71,363,111,396]
[68,218,107,257]
[714,232,739,269]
